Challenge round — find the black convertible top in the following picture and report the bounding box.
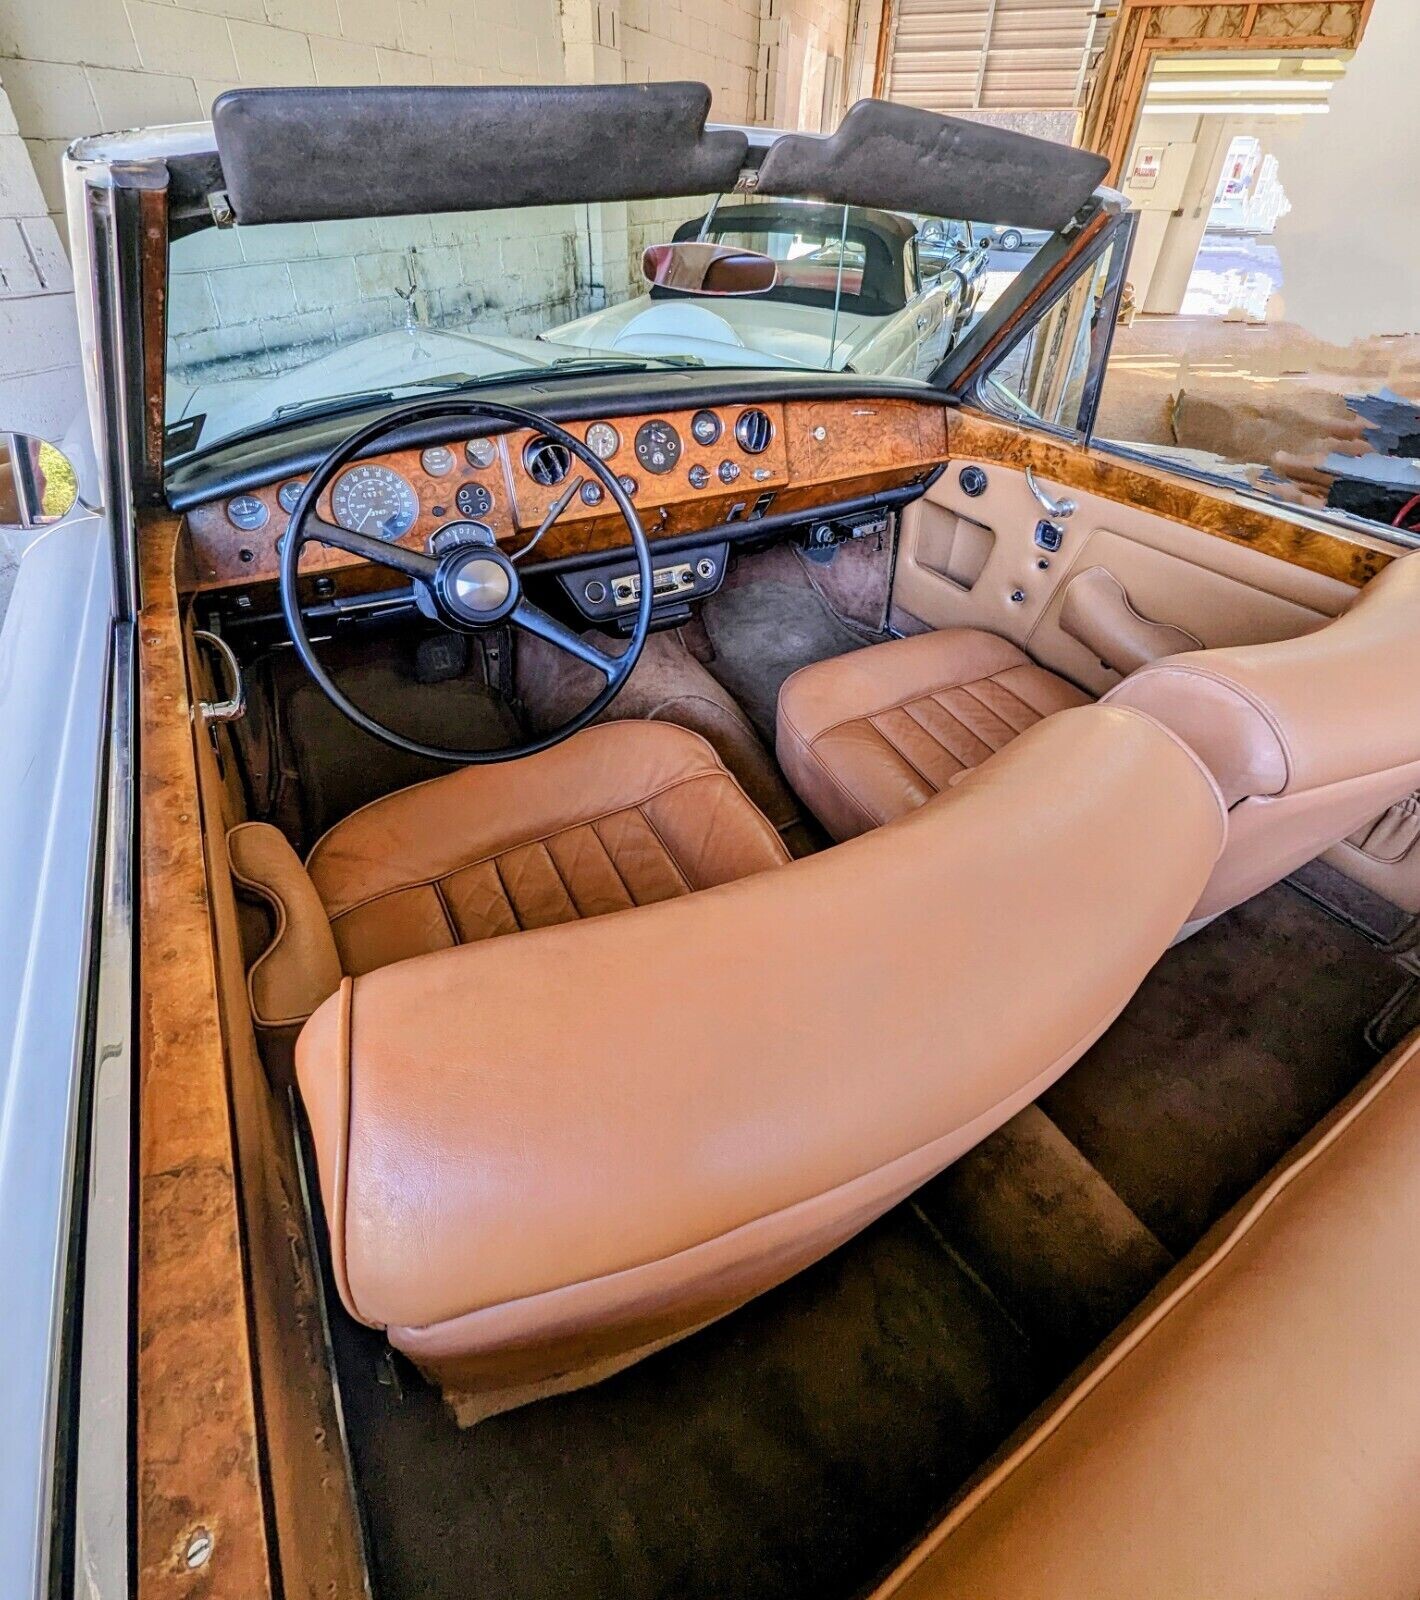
[208,83,1109,234]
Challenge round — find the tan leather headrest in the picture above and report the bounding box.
[1106,550,1420,805]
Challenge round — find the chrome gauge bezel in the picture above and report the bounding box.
[464,437,498,469]
[585,422,620,460]
[330,463,420,541]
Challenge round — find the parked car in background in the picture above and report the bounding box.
[545,199,987,378]
[973,221,1052,253]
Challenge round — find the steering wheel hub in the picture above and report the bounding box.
[440,547,518,625]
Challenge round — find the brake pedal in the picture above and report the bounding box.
[415,633,468,684]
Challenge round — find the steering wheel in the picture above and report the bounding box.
[279,398,653,763]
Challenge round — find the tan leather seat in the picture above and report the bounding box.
[776,629,1091,841]
[228,720,790,1036]
[780,551,1420,920]
[296,706,1225,1424]
[870,1026,1420,1600]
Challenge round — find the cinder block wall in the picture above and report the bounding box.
[0,0,862,439]
[0,68,80,436]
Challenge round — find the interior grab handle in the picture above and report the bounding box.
[1026,466,1076,520]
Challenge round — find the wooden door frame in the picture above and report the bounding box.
[1081,1,1375,184]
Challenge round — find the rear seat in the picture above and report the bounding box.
[870,1029,1420,1600]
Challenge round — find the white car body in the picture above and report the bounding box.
[544,279,961,378]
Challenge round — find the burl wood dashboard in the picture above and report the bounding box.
[181,398,948,593]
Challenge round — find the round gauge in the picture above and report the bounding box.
[455,481,494,518]
[634,419,682,475]
[331,464,419,541]
[421,445,456,477]
[585,422,620,461]
[465,438,498,469]
[277,480,306,514]
[690,409,722,447]
[226,494,269,532]
[580,480,604,506]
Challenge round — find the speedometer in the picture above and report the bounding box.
[331,465,419,540]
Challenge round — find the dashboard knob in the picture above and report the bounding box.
[688,464,710,490]
[718,460,740,484]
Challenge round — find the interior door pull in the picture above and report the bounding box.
[1026,466,1076,520]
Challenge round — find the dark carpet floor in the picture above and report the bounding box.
[699,578,873,742]
[1039,881,1403,1254]
[324,876,1410,1600]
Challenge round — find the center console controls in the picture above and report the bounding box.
[559,541,729,627]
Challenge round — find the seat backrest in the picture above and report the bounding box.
[868,1028,1420,1600]
[1106,549,1420,922]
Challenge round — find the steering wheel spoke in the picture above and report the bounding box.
[512,598,623,680]
[304,514,439,582]
[281,396,651,762]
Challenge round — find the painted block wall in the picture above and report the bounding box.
[0,0,860,440]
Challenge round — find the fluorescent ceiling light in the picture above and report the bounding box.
[1149,79,1331,95]
[1145,102,1330,116]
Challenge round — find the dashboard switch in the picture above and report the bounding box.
[718,460,740,484]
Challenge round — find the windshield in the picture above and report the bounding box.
[164,191,1046,461]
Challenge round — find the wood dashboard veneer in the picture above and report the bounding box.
[949,409,1395,589]
[182,396,950,589]
[136,512,273,1598]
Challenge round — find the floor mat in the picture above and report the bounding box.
[700,579,870,742]
[330,1208,1046,1600]
[1039,882,1404,1254]
[264,633,520,848]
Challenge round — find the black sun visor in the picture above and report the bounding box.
[210,84,1109,233]
[211,82,749,225]
[756,99,1110,233]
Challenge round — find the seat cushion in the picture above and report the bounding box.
[297,705,1227,1424]
[870,1026,1420,1600]
[776,630,1092,840]
[307,720,790,976]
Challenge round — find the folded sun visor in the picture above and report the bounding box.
[756,100,1110,233]
[212,83,750,225]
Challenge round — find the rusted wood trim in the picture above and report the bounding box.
[1082,1,1375,183]
[137,186,169,498]
[871,0,897,99]
[949,408,1394,589]
[136,511,274,1599]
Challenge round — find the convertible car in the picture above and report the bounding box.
[7,82,1420,1600]
[545,198,986,376]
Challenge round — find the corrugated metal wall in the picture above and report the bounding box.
[885,0,1099,116]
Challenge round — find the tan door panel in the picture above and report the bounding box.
[896,458,1356,695]
[895,462,1077,645]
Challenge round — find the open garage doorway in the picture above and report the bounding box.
[1092,5,1420,541]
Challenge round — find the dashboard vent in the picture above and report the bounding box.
[735,408,773,454]
[523,436,572,486]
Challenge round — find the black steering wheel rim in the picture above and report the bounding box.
[279,396,654,764]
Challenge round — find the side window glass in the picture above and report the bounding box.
[979,241,1118,435]
[1093,20,1418,540]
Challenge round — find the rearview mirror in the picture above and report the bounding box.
[0,432,79,529]
[642,242,777,297]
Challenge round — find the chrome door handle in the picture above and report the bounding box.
[1026,466,1076,520]
[916,314,930,330]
